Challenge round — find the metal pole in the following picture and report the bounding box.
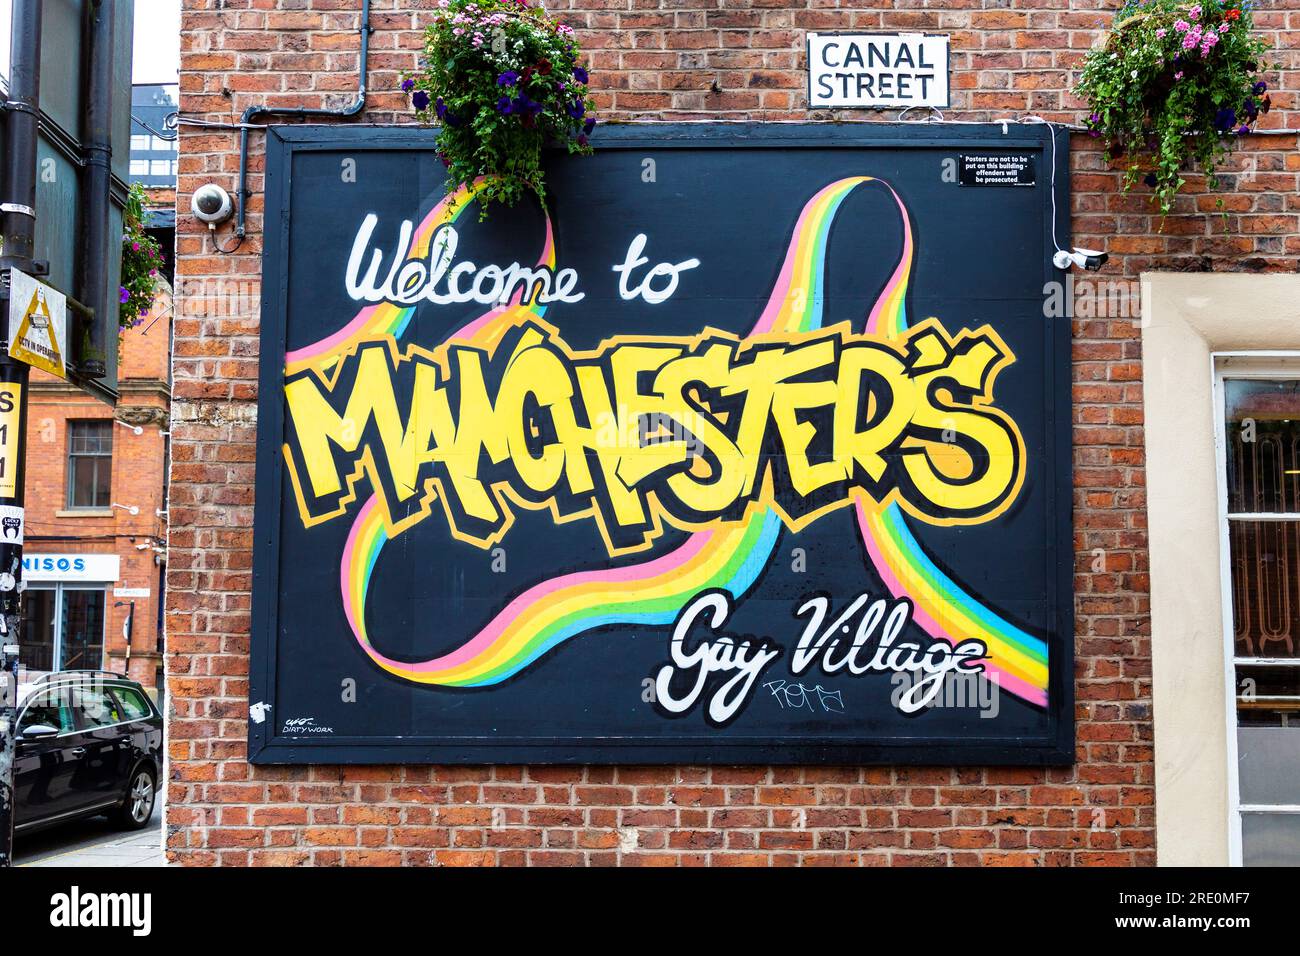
[0,0,43,869]
[116,599,135,668]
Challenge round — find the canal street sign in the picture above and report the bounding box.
[807,32,950,110]
[250,123,1072,765]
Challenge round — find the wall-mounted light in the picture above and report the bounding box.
[111,502,140,516]
[115,419,144,436]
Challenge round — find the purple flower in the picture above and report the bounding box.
[497,95,513,114]
[566,97,585,119]
[512,94,542,115]
[1143,173,1158,187]
[573,66,588,84]
[401,78,415,93]
[1214,107,1237,131]
[577,134,588,147]
[435,96,447,119]
[583,116,596,134]
[1253,81,1268,95]
[412,90,430,110]
[498,71,519,86]
[119,287,131,304]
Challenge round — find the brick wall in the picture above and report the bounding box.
[25,289,173,689]
[166,0,1298,866]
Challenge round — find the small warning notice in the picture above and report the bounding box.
[959,153,1036,187]
[8,268,67,378]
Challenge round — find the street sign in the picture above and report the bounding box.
[807,32,950,110]
[7,268,67,378]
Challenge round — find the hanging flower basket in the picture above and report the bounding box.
[402,0,596,216]
[119,183,164,330]
[1076,0,1273,214]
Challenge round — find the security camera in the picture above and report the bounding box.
[1053,247,1109,271]
[191,184,233,227]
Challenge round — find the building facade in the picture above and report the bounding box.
[165,0,1300,866]
[21,289,172,694]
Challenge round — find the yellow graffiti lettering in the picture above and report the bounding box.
[281,317,1026,554]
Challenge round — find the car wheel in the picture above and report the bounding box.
[114,766,157,830]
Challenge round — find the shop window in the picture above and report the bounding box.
[19,587,55,672]
[18,585,106,676]
[60,589,105,671]
[1221,371,1300,866]
[66,420,112,509]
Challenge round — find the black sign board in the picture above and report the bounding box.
[251,123,1073,764]
[960,153,1037,187]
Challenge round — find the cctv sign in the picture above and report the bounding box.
[807,32,949,110]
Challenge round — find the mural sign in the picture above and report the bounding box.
[251,124,1073,764]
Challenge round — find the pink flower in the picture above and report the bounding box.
[1174,71,1184,79]
[1189,4,1201,20]
[1174,19,1190,32]
[1156,27,1167,38]
[1182,31,1200,50]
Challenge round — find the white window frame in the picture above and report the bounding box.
[1212,351,1300,867]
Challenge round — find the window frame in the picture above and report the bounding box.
[1213,352,1300,867]
[65,419,113,510]
[21,583,108,676]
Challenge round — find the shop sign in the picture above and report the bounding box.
[23,553,120,582]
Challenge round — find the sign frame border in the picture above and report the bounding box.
[805,32,953,111]
[249,122,1074,766]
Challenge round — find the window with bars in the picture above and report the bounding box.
[1221,372,1300,866]
[66,420,113,509]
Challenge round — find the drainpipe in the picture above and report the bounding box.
[235,0,372,239]
[78,0,115,379]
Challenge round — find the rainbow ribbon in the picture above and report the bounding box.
[298,177,1049,705]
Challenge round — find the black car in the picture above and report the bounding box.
[13,671,163,835]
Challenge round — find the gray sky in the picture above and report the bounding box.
[0,0,180,86]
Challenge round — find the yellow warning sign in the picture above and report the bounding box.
[0,382,20,497]
[7,268,66,378]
